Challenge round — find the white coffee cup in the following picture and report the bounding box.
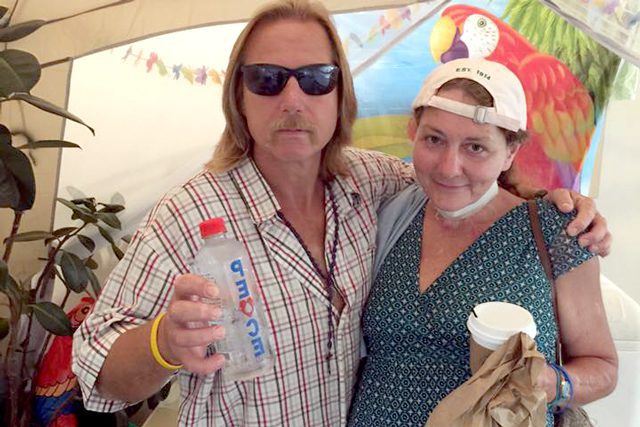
[467,301,537,373]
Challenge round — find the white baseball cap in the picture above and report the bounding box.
[411,58,527,132]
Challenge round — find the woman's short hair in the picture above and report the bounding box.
[206,0,357,178]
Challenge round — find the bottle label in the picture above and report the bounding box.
[229,258,267,358]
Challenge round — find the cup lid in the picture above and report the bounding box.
[467,301,537,350]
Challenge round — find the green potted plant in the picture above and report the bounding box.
[0,5,136,426]
[2,196,128,426]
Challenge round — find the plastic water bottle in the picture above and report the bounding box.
[192,217,274,381]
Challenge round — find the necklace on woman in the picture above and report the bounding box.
[276,180,340,372]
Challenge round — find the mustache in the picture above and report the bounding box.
[271,115,315,133]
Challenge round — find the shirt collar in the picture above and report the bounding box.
[229,157,281,225]
[228,156,362,225]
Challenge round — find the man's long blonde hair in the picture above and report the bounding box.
[206,0,357,178]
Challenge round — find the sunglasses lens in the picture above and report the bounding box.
[241,64,339,96]
[242,65,288,96]
[297,65,339,95]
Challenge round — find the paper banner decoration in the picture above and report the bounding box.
[119,45,226,87]
[115,5,427,90]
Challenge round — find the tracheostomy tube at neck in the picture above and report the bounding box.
[434,181,499,220]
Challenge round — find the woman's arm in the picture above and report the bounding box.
[540,257,618,404]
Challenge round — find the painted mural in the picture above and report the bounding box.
[335,0,622,193]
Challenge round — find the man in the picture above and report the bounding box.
[72,1,610,426]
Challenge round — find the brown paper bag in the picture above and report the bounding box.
[426,332,547,427]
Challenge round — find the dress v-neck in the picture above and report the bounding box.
[416,199,529,296]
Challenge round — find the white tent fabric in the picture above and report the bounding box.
[7,0,417,64]
[57,23,248,235]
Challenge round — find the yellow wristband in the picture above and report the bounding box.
[150,312,183,371]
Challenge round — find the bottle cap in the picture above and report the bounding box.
[199,218,226,238]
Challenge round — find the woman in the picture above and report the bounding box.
[348,58,618,427]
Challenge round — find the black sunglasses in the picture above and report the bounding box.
[240,63,340,96]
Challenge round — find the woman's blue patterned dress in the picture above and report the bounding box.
[348,199,594,427]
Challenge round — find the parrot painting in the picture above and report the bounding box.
[430,4,596,191]
[33,297,95,427]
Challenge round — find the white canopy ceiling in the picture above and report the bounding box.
[6,0,419,64]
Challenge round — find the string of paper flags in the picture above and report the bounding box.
[115,4,420,87]
[119,46,226,86]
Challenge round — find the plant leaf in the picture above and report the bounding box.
[0,49,40,95]
[4,93,95,135]
[16,139,81,150]
[0,317,9,340]
[4,230,54,243]
[71,210,98,224]
[6,275,22,296]
[77,234,96,252]
[97,203,125,213]
[84,256,98,270]
[47,226,76,244]
[111,244,124,260]
[10,277,22,302]
[70,197,96,211]
[59,252,88,293]
[0,129,36,210]
[53,227,77,237]
[53,265,68,288]
[98,225,115,245]
[0,261,11,304]
[110,192,126,205]
[30,302,72,336]
[4,276,25,313]
[96,212,121,230]
[0,20,46,42]
[87,269,102,296]
[0,158,20,208]
[57,198,97,223]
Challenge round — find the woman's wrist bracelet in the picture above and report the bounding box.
[548,363,562,405]
[548,362,574,412]
[150,312,183,371]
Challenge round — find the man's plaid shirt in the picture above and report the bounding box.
[73,148,413,426]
